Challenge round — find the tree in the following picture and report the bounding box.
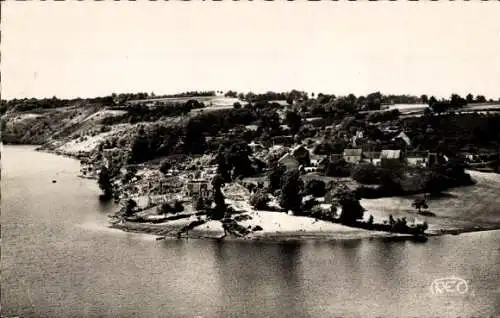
[324,157,351,177]
[268,164,286,192]
[304,179,326,197]
[368,214,374,225]
[335,189,364,224]
[423,107,433,118]
[226,142,254,179]
[159,160,171,174]
[157,200,184,214]
[351,163,380,185]
[450,94,466,107]
[285,111,302,135]
[279,170,303,213]
[420,94,428,104]
[215,146,231,182]
[210,174,226,220]
[174,200,184,213]
[233,102,242,109]
[249,190,271,210]
[466,93,474,104]
[365,92,382,110]
[98,166,113,200]
[412,198,428,213]
[122,198,137,216]
[225,90,238,98]
[122,165,138,183]
[388,214,396,227]
[475,95,486,103]
[193,195,206,211]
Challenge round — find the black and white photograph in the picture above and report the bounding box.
[1,1,499,317]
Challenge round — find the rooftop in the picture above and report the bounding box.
[380,149,401,159]
[343,149,363,156]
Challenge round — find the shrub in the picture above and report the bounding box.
[252,225,263,231]
[249,191,271,210]
[324,158,351,177]
[351,163,380,185]
[193,195,206,211]
[173,200,184,213]
[304,179,326,197]
[159,160,171,174]
[123,199,137,216]
[157,200,184,214]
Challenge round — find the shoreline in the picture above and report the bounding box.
[109,218,500,243]
[23,144,500,243]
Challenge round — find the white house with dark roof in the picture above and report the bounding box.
[278,153,300,171]
[245,124,259,132]
[343,149,363,164]
[248,141,264,152]
[380,149,403,166]
[406,151,428,167]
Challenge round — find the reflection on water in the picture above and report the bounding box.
[2,146,499,317]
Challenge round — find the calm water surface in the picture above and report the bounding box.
[1,146,499,318]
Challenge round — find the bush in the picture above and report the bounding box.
[157,200,184,214]
[351,163,380,185]
[249,191,271,210]
[252,225,263,231]
[173,200,184,213]
[159,160,171,174]
[193,195,206,211]
[324,158,351,177]
[304,179,326,197]
[123,199,138,216]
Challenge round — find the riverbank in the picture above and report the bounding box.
[29,144,500,242]
[110,215,408,242]
[110,212,500,242]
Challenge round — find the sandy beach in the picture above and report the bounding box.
[109,170,500,242]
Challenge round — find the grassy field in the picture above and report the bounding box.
[361,170,500,234]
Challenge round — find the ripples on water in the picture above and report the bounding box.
[1,146,499,317]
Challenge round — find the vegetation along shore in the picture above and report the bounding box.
[2,90,500,241]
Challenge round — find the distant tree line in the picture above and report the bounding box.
[0,96,114,114]
[116,91,216,104]
[103,100,204,125]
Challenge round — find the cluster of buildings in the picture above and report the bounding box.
[273,140,447,174]
[342,148,445,168]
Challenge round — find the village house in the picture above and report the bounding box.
[380,149,403,166]
[278,153,300,171]
[350,130,364,148]
[277,144,312,171]
[244,124,259,132]
[406,151,429,168]
[248,141,264,152]
[310,154,327,167]
[200,166,218,179]
[343,148,363,164]
[304,117,324,127]
[291,145,311,165]
[185,179,212,199]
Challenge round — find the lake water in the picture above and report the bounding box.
[1,146,499,318]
